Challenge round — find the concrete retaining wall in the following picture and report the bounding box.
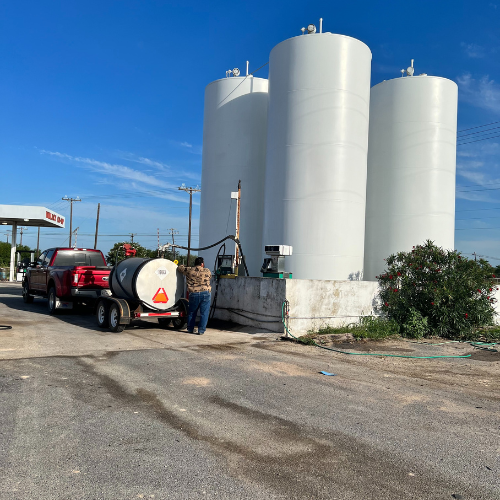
[212,277,500,332]
[213,277,380,335]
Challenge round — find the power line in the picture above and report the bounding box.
[455,227,500,230]
[456,185,500,193]
[457,125,500,138]
[458,120,500,134]
[457,207,500,212]
[456,215,500,220]
[457,132,500,146]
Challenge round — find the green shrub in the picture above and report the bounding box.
[378,240,498,339]
[401,308,429,339]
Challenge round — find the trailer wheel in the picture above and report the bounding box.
[172,299,188,330]
[22,280,34,304]
[158,318,172,329]
[96,300,109,328]
[108,303,125,333]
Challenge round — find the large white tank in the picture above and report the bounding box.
[262,33,372,280]
[199,75,268,275]
[363,75,458,281]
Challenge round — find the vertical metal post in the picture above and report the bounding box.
[94,203,100,249]
[235,180,241,272]
[36,226,40,258]
[187,191,193,266]
[10,222,17,282]
[69,201,73,247]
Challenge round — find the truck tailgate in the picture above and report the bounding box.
[72,266,110,289]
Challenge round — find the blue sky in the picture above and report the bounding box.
[1,1,499,263]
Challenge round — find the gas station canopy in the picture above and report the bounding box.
[1,205,66,282]
[0,205,65,228]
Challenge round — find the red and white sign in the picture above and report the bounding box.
[152,288,169,304]
[46,210,65,225]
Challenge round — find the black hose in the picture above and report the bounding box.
[208,242,226,322]
[171,235,250,277]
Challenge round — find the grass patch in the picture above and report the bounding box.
[300,317,399,344]
[465,326,500,343]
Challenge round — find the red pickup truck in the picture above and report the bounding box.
[22,247,111,314]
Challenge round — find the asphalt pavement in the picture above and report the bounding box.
[0,283,499,499]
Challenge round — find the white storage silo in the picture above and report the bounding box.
[262,32,372,280]
[363,75,458,281]
[199,75,268,276]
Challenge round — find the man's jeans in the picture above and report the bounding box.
[187,291,211,333]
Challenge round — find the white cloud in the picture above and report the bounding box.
[41,150,178,190]
[460,42,486,58]
[457,73,500,113]
[180,141,192,148]
[118,152,201,180]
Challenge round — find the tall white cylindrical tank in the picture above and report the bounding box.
[199,76,268,275]
[363,75,458,281]
[262,33,372,280]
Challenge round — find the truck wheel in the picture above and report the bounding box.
[108,303,125,333]
[158,318,172,329]
[22,281,34,304]
[96,300,109,328]
[47,287,58,315]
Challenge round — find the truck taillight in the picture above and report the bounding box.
[73,273,79,284]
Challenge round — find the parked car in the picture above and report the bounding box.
[22,247,111,314]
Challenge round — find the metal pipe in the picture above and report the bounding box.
[246,61,249,76]
[10,222,17,282]
[319,18,323,33]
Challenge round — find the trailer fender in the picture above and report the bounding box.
[100,297,131,325]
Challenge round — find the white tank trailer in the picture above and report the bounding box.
[199,75,269,275]
[96,258,187,332]
[262,32,372,280]
[363,74,458,281]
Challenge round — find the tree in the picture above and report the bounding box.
[105,241,196,266]
[378,240,498,339]
[0,242,33,267]
[106,241,150,266]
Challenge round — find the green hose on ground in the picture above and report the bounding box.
[281,301,472,359]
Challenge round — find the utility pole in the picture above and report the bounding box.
[94,203,100,250]
[473,252,477,262]
[19,227,27,246]
[129,233,137,243]
[167,228,179,260]
[62,196,82,247]
[4,231,11,244]
[178,185,201,265]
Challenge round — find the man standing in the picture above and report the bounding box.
[177,257,212,335]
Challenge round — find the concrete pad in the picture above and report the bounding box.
[0,283,277,360]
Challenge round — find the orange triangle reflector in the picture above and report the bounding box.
[152,287,169,303]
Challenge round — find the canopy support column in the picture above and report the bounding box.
[10,222,17,282]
